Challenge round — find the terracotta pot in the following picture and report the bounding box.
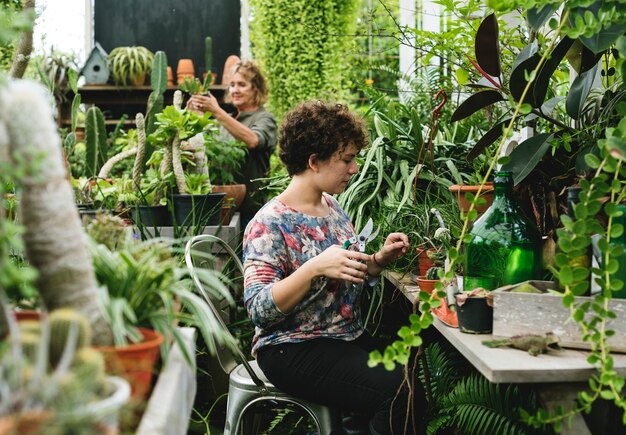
[449,183,494,217]
[95,328,163,403]
[0,411,53,435]
[211,184,246,210]
[416,276,438,295]
[176,59,195,84]
[130,72,146,86]
[415,247,436,277]
[166,66,174,87]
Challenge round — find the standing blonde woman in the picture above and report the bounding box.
[188,60,277,226]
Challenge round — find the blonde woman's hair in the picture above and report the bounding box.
[224,60,268,107]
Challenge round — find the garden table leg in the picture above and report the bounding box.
[536,383,591,435]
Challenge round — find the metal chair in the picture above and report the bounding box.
[185,234,341,435]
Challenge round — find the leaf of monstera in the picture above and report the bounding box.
[509,53,541,107]
[527,4,559,31]
[467,117,512,162]
[532,37,575,108]
[569,2,625,54]
[501,133,553,185]
[451,90,504,123]
[566,63,599,119]
[475,13,501,78]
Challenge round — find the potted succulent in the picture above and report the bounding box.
[149,92,225,228]
[108,46,154,86]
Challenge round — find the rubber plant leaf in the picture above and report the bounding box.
[451,90,504,123]
[566,63,599,119]
[512,41,538,73]
[566,39,603,74]
[475,13,501,78]
[467,117,512,162]
[509,52,542,107]
[532,37,575,108]
[527,4,559,31]
[501,133,553,185]
[569,2,625,54]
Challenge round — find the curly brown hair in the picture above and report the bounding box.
[224,60,268,107]
[279,101,368,176]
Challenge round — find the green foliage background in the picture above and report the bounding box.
[249,0,360,119]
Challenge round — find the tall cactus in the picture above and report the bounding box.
[204,36,213,75]
[0,80,113,345]
[145,51,167,135]
[84,105,108,177]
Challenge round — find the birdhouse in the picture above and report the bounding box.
[80,42,110,85]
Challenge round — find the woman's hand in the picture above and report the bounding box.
[307,245,371,284]
[368,233,409,275]
[187,93,220,114]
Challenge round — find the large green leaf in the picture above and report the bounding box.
[467,117,512,162]
[475,13,501,78]
[511,41,537,73]
[566,63,599,119]
[532,37,575,108]
[501,133,552,185]
[509,53,541,106]
[451,90,504,123]
[527,4,559,31]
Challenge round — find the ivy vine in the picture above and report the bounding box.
[249,0,360,119]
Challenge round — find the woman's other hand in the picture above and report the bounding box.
[308,245,371,284]
[374,233,410,268]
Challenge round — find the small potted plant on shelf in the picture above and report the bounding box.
[455,288,494,334]
[415,227,450,294]
[108,46,154,86]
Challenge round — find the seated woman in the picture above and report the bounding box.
[242,101,425,434]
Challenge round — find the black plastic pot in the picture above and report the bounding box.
[456,297,493,334]
[171,193,226,227]
[129,205,172,227]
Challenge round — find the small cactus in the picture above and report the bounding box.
[19,331,41,362]
[425,266,443,280]
[48,308,92,368]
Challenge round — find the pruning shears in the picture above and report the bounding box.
[342,218,380,253]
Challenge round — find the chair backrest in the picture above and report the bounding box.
[185,235,266,388]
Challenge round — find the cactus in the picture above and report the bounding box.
[204,36,213,76]
[425,266,443,280]
[48,308,92,368]
[132,113,147,189]
[72,347,106,385]
[19,331,41,362]
[145,50,167,137]
[84,105,108,177]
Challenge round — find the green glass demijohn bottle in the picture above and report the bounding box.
[463,171,542,291]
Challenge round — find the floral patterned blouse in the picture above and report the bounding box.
[243,194,365,355]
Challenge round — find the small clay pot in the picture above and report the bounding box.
[176,59,195,84]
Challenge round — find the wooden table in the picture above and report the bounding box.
[384,271,626,434]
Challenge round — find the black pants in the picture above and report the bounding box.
[256,333,425,434]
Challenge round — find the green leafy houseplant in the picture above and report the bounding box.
[108,46,154,86]
[85,214,235,360]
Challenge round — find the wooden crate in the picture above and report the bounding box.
[492,281,626,353]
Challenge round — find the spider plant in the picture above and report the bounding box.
[86,214,236,362]
[108,46,154,86]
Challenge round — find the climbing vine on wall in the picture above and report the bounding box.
[249,0,359,119]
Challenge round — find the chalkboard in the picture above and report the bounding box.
[94,0,240,83]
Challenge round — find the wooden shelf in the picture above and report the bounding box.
[58,84,229,128]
